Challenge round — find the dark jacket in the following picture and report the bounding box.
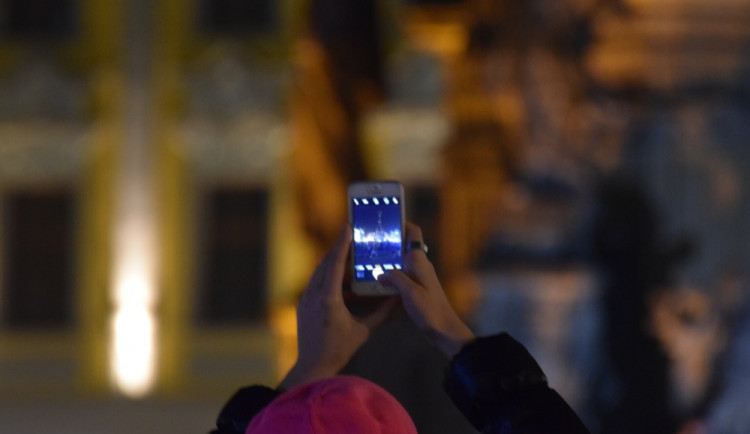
[213,333,590,434]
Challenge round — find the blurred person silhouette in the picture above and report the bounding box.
[468,173,727,434]
[592,177,696,434]
[467,174,603,430]
[211,222,590,434]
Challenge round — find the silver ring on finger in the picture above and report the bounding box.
[406,240,429,254]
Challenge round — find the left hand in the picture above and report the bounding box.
[279,225,398,390]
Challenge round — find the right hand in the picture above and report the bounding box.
[378,222,475,358]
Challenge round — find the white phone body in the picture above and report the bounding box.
[348,181,405,296]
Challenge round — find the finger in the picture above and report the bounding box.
[403,222,429,265]
[321,224,352,300]
[403,221,434,278]
[400,237,441,293]
[406,255,441,289]
[404,221,423,244]
[378,270,422,298]
[360,297,399,331]
[303,258,329,302]
[306,243,336,296]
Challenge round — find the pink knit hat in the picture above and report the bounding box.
[246,375,418,434]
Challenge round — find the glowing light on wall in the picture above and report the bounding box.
[110,304,156,397]
[110,210,158,398]
[109,0,160,398]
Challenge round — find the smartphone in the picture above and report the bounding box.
[348,181,405,296]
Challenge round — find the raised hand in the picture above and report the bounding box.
[279,225,398,390]
[378,222,474,358]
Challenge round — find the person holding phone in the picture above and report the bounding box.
[212,222,590,434]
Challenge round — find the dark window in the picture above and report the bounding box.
[197,0,276,37]
[1,191,75,329]
[0,0,78,41]
[197,188,268,325]
[405,184,441,274]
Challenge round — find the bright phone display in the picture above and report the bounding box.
[351,195,403,282]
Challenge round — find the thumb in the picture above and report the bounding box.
[378,270,420,299]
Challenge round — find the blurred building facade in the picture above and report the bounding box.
[0,0,749,433]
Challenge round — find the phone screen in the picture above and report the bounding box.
[351,195,403,282]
